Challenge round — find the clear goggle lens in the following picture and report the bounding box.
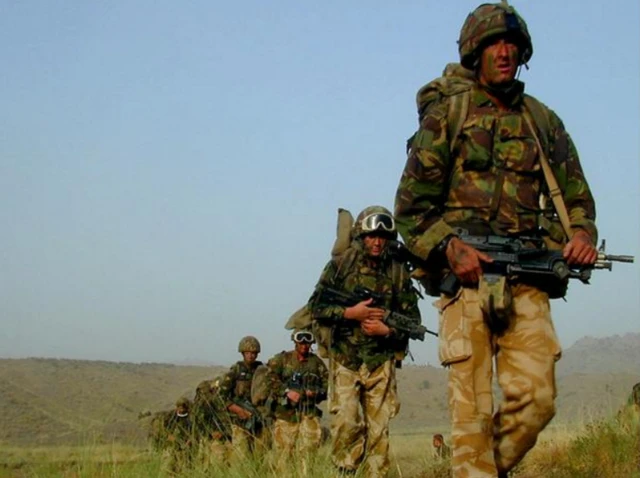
[361,213,395,233]
[293,331,315,343]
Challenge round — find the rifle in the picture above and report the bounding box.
[282,371,325,407]
[316,286,436,340]
[232,399,265,435]
[390,234,634,297]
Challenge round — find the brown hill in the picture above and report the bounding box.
[1,333,638,446]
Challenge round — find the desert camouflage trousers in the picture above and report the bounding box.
[197,437,229,469]
[272,416,322,470]
[229,424,270,462]
[329,359,399,477]
[437,283,561,478]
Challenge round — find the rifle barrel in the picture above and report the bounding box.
[603,254,635,263]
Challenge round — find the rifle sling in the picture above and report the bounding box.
[521,109,574,240]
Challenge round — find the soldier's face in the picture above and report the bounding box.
[363,234,388,257]
[242,351,258,364]
[478,35,519,87]
[295,341,311,357]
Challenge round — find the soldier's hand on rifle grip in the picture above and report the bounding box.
[563,229,598,265]
[445,237,493,285]
[286,389,301,404]
[343,298,386,322]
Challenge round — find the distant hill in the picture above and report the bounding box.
[556,332,640,376]
[1,333,638,446]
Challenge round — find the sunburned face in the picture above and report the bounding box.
[362,233,388,257]
[478,35,520,87]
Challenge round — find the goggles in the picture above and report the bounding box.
[361,213,395,234]
[293,331,315,344]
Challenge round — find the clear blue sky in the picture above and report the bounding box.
[1,1,638,367]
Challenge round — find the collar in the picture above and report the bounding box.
[471,80,525,109]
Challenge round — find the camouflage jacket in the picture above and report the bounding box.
[311,245,421,371]
[192,378,231,440]
[395,82,597,263]
[218,360,264,415]
[150,411,195,452]
[267,350,328,422]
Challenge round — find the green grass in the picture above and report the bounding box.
[2,412,637,478]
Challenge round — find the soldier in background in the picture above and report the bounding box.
[432,433,452,461]
[157,397,195,476]
[266,330,328,468]
[218,335,266,458]
[193,376,231,467]
[311,206,421,477]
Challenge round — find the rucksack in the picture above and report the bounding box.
[412,62,552,157]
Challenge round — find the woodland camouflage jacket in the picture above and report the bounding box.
[267,350,328,422]
[395,82,597,262]
[218,360,263,414]
[311,246,421,371]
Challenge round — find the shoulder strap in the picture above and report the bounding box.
[521,107,573,240]
[447,90,470,155]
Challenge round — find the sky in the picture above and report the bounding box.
[1,1,638,368]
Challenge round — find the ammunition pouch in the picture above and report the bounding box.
[478,275,512,333]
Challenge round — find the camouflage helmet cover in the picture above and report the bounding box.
[175,397,191,409]
[238,335,261,353]
[458,2,533,69]
[352,205,397,240]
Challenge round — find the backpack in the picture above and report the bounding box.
[413,62,552,157]
[285,209,407,359]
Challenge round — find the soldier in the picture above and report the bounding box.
[266,330,329,467]
[395,3,598,477]
[192,376,231,467]
[310,206,421,477]
[218,335,266,458]
[432,433,452,461]
[158,397,195,476]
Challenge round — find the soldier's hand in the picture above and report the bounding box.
[229,403,252,420]
[305,390,316,398]
[361,318,391,337]
[446,237,493,284]
[286,390,301,404]
[344,298,386,322]
[563,229,597,265]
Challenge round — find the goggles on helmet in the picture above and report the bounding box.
[361,213,395,234]
[293,331,315,344]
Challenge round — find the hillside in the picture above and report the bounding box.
[0,333,638,447]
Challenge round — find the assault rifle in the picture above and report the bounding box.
[390,233,634,296]
[282,372,325,408]
[316,286,436,340]
[232,399,265,435]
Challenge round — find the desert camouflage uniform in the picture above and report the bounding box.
[312,245,420,477]
[267,349,328,464]
[218,360,267,458]
[395,64,597,478]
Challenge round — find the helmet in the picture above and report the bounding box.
[291,329,315,344]
[458,2,533,69]
[238,335,261,353]
[352,206,397,240]
[175,397,191,409]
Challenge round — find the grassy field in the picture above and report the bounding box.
[1,410,637,478]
